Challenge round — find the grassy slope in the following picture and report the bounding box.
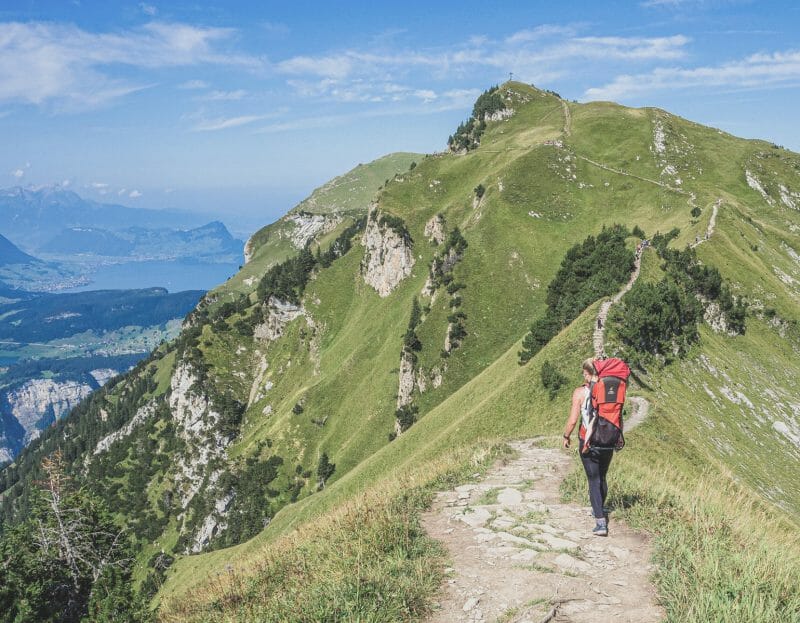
[158,82,800,620]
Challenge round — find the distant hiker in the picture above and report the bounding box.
[696,235,700,244]
[597,317,602,330]
[562,358,629,536]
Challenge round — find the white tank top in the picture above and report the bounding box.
[580,385,592,430]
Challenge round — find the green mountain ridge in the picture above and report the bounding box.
[2,82,799,621]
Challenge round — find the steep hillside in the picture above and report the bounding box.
[2,83,799,621]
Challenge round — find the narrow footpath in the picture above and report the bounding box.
[422,439,663,623]
[593,248,644,359]
[690,198,721,249]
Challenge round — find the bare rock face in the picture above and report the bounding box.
[169,362,229,512]
[424,214,446,245]
[746,170,774,205]
[243,236,255,264]
[286,212,342,249]
[397,351,415,409]
[1,379,94,460]
[190,491,235,553]
[485,108,514,121]
[93,401,157,456]
[361,209,415,297]
[254,297,307,342]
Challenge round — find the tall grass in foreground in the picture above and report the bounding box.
[159,444,510,622]
[562,449,800,623]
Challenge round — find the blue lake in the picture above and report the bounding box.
[64,260,242,294]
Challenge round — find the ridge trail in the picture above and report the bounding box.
[423,439,663,623]
[593,248,644,359]
[690,198,721,249]
[575,155,685,195]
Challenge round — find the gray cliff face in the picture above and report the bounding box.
[1,377,102,462]
[361,209,415,297]
[285,213,342,249]
[168,361,235,552]
[254,297,308,342]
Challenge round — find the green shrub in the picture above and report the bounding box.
[540,360,568,400]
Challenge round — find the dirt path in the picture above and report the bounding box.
[561,100,572,137]
[575,155,685,196]
[422,440,663,623]
[690,198,721,249]
[626,397,650,430]
[593,248,645,358]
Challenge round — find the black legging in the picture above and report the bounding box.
[579,438,613,519]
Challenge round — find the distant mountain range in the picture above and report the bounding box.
[0,186,208,252]
[0,187,244,292]
[41,221,242,262]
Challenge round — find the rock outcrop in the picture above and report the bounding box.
[254,297,307,342]
[169,362,229,513]
[190,491,235,553]
[286,212,342,249]
[1,378,96,461]
[93,401,157,455]
[361,209,415,297]
[424,214,446,245]
[397,352,415,409]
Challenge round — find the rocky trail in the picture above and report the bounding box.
[690,198,721,249]
[420,224,663,622]
[422,439,663,623]
[593,247,644,359]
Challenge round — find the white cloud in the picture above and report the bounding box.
[585,49,800,100]
[118,188,127,196]
[179,79,210,90]
[191,114,271,132]
[275,29,690,103]
[11,168,23,179]
[0,21,263,108]
[129,190,142,198]
[255,94,483,134]
[202,89,247,101]
[139,3,158,16]
[90,182,108,189]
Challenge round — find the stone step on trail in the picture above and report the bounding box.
[422,441,663,623]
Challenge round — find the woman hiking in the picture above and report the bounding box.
[562,359,612,536]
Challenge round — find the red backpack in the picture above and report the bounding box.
[583,357,630,453]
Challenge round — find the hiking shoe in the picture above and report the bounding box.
[592,521,608,537]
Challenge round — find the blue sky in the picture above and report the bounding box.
[2,0,800,232]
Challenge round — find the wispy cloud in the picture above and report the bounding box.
[179,79,210,90]
[129,189,142,198]
[585,49,800,100]
[11,168,24,179]
[202,89,247,101]
[274,28,690,103]
[255,92,481,134]
[0,21,263,109]
[191,113,274,132]
[139,3,158,16]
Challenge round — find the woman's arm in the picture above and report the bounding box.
[563,387,583,449]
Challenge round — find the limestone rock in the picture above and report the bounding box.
[361,208,414,297]
[424,214,446,244]
[254,297,308,342]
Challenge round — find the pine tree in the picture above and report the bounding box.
[0,451,149,623]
